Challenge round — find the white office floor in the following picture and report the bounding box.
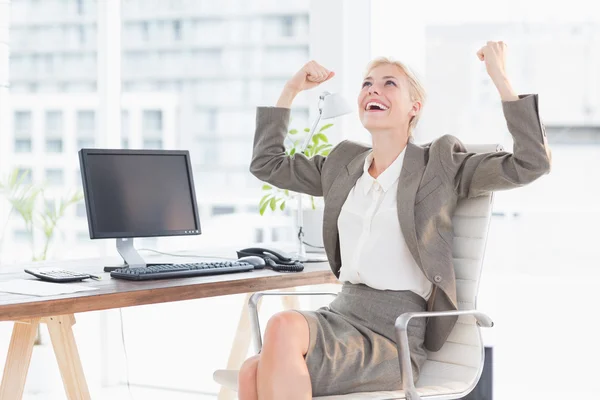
[23,386,217,400]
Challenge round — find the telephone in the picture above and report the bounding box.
[237,247,304,272]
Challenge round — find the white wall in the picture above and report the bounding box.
[309,0,371,144]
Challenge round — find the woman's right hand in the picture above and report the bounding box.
[277,61,335,107]
[286,61,335,93]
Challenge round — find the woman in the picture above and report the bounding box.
[239,41,551,399]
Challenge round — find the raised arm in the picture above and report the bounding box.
[437,41,551,198]
[249,61,336,196]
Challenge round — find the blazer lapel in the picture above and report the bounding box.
[323,150,369,277]
[397,141,427,269]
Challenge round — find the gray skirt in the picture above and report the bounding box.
[296,282,427,397]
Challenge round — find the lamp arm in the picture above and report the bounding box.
[300,109,323,153]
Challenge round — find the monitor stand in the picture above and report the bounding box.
[103,238,147,272]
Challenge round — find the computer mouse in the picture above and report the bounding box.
[238,256,266,269]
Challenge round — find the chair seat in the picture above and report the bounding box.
[213,369,467,399]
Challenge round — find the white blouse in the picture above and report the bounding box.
[337,149,433,300]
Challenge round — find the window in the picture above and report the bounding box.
[545,126,600,144]
[141,21,150,41]
[77,110,95,148]
[173,20,182,41]
[45,199,56,213]
[143,139,163,149]
[211,205,235,216]
[75,170,82,187]
[46,139,63,153]
[76,203,87,218]
[45,111,63,152]
[76,231,89,242]
[15,139,32,153]
[7,0,99,269]
[45,169,64,186]
[281,16,294,37]
[77,138,95,149]
[78,25,86,46]
[121,110,130,148]
[16,168,33,185]
[14,111,32,135]
[77,110,95,132]
[142,110,163,135]
[254,228,263,243]
[13,229,32,243]
[118,0,310,266]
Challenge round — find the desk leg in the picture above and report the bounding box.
[218,293,256,400]
[0,319,40,400]
[44,315,91,400]
[217,288,301,400]
[280,287,301,311]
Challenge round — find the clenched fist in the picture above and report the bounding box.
[285,60,335,94]
[477,41,508,82]
[277,61,335,107]
[477,41,518,102]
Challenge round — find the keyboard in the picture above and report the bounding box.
[110,261,254,281]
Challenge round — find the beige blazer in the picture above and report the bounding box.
[250,94,551,352]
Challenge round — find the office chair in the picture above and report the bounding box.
[214,143,501,400]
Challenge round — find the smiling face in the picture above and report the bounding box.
[358,63,421,135]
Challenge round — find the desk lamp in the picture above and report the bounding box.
[294,91,352,262]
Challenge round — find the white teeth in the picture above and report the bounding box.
[366,101,389,111]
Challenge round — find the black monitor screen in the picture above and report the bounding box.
[79,150,201,239]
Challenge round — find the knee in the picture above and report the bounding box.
[263,311,309,353]
[239,355,260,389]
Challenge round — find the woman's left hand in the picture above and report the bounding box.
[477,41,518,101]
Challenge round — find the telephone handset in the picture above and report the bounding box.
[237,247,304,272]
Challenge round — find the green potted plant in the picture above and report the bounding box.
[258,122,334,215]
[0,169,83,263]
[0,168,83,346]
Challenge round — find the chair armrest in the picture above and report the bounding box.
[249,291,338,353]
[394,310,494,400]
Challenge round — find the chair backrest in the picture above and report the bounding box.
[416,143,501,393]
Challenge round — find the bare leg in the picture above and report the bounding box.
[256,311,311,400]
[238,355,260,400]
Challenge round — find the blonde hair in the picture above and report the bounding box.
[364,57,426,135]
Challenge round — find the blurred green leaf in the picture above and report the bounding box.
[313,143,332,155]
[0,169,84,261]
[259,201,269,215]
[319,123,333,132]
[256,121,335,216]
[259,194,271,208]
[313,133,328,143]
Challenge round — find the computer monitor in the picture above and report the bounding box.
[79,149,201,269]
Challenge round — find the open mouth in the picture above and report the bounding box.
[365,101,389,112]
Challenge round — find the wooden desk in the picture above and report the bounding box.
[0,256,337,399]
